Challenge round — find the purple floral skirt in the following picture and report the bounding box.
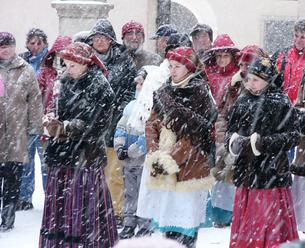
[39,166,118,248]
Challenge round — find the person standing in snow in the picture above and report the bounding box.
[226,57,300,247]
[17,28,49,211]
[0,32,43,231]
[272,19,305,233]
[86,18,137,227]
[203,34,240,228]
[121,20,162,70]
[144,47,216,248]
[114,68,152,239]
[39,42,118,248]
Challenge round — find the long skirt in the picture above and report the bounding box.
[39,166,118,248]
[230,187,299,248]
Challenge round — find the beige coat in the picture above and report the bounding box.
[0,55,43,163]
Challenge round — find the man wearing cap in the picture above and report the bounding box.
[121,20,162,70]
[150,24,177,58]
[0,32,43,231]
[190,23,213,60]
[87,19,137,226]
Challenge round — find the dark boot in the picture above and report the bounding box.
[0,203,16,232]
[165,231,198,248]
[119,226,135,239]
[16,201,34,211]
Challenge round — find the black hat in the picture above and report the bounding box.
[0,32,16,46]
[150,24,177,40]
[87,19,117,42]
[248,58,277,82]
[165,33,192,54]
[190,23,213,42]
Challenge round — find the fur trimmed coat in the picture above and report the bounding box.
[145,74,217,191]
[225,86,300,188]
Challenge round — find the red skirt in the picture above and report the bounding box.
[230,187,299,248]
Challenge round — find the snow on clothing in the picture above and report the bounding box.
[204,34,239,225]
[276,47,305,105]
[40,67,118,247]
[0,55,43,163]
[225,86,300,247]
[143,74,216,237]
[127,60,169,134]
[95,43,137,147]
[113,99,150,229]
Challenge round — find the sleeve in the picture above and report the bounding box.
[27,71,43,135]
[113,114,128,152]
[145,110,161,153]
[128,135,147,158]
[65,74,115,139]
[259,106,300,154]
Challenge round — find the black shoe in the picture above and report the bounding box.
[115,215,124,229]
[135,228,153,237]
[16,201,33,211]
[119,226,135,239]
[0,223,14,232]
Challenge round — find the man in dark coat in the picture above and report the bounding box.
[87,19,138,224]
[121,20,162,70]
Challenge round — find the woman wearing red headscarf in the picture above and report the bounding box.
[144,47,216,248]
[39,42,118,248]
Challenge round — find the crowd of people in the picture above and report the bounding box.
[0,17,305,248]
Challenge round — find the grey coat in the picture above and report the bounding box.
[0,55,43,163]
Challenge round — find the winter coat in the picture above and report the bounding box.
[45,67,114,168]
[145,74,216,192]
[276,47,305,104]
[0,55,43,163]
[129,48,162,71]
[96,43,137,147]
[114,100,147,167]
[225,86,300,189]
[37,67,57,114]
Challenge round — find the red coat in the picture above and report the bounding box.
[37,67,57,114]
[276,47,305,104]
[205,62,239,107]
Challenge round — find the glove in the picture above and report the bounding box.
[290,163,305,176]
[210,167,224,181]
[117,148,128,160]
[46,118,65,138]
[151,162,168,177]
[229,133,250,156]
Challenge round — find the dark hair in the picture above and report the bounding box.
[294,19,305,33]
[26,28,48,46]
[165,33,192,55]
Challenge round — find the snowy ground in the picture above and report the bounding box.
[0,154,304,248]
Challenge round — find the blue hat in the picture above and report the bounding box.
[150,24,177,40]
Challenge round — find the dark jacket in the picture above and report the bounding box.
[225,86,300,188]
[96,44,137,147]
[45,67,114,168]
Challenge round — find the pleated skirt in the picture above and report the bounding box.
[230,187,299,248]
[39,166,118,248]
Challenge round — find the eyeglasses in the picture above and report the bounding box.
[92,35,110,42]
[124,31,144,38]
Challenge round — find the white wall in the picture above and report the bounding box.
[0,0,300,53]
